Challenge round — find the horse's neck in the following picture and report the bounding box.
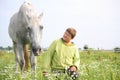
[18,12,27,26]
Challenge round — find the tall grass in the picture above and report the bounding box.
[80,50,120,80]
[0,50,120,80]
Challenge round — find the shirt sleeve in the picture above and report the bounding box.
[73,47,80,70]
[42,40,57,72]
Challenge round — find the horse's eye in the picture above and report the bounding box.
[28,27,30,30]
[40,25,43,29]
[27,27,31,32]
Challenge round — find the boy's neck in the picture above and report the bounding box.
[61,38,71,44]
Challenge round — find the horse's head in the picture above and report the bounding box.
[25,12,43,56]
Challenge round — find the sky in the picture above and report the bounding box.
[0,0,120,50]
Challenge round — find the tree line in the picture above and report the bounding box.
[0,46,13,51]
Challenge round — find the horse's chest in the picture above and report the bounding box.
[16,30,30,44]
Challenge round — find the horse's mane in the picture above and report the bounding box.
[19,1,37,16]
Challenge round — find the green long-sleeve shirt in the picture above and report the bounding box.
[43,38,80,71]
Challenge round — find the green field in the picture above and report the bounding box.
[0,50,120,80]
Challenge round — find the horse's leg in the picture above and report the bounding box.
[15,53,19,72]
[23,44,29,71]
[17,43,25,74]
[13,41,19,72]
[13,42,25,73]
[30,51,37,77]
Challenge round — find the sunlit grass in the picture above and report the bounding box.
[0,50,120,80]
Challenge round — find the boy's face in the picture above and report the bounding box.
[63,31,72,43]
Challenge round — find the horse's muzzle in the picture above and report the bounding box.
[32,47,41,56]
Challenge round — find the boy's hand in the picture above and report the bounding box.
[42,71,48,76]
[70,66,77,71]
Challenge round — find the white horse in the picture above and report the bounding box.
[8,1,43,75]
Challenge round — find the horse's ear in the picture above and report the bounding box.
[38,13,43,19]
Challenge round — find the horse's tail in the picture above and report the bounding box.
[24,44,29,71]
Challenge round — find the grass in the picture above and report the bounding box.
[0,50,120,80]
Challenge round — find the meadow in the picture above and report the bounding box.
[0,50,120,80]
